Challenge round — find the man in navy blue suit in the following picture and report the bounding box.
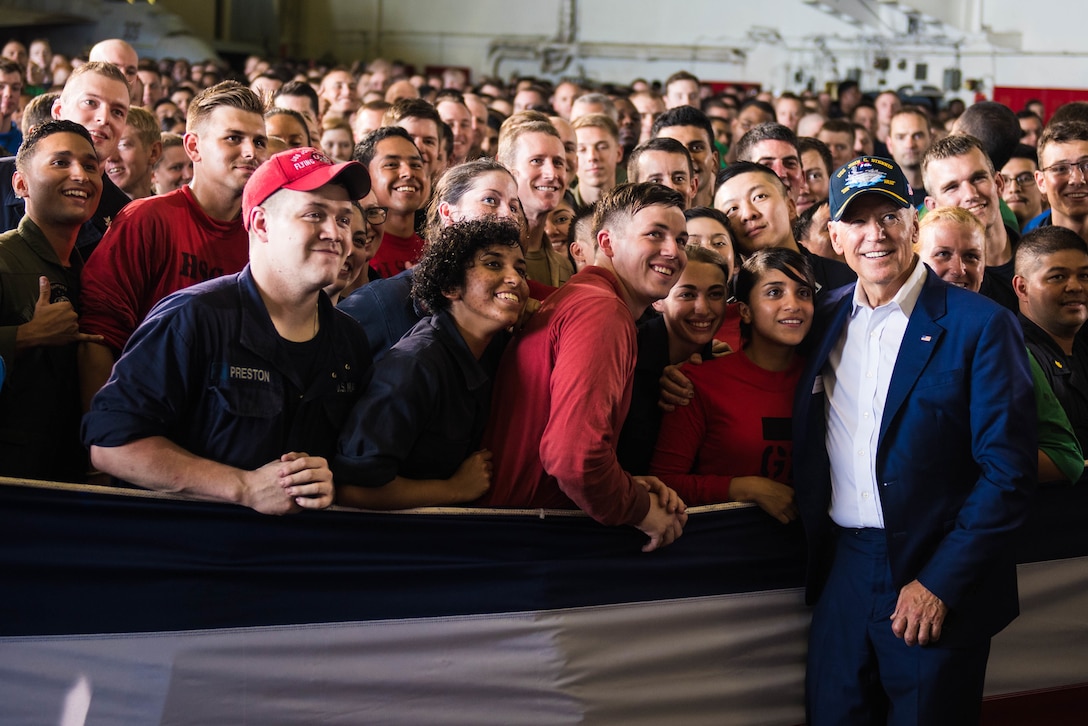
[793,156,1037,725]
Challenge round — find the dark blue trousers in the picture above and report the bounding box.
[806,528,991,726]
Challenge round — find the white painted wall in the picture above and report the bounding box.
[980,0,1088,88]
[313,0,1086,97]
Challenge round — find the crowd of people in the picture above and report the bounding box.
[1,33,1086,723]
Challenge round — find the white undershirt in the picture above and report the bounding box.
[824,258,927,529]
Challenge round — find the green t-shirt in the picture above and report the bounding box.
[1030,350,1085,484]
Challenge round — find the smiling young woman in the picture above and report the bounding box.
[650,247,814,521]
[334,217,528,510]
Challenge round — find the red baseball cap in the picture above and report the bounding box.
[242,147,371,230]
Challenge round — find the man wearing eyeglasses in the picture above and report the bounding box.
[1002,145,1045,230]
[923,134,1019,311]
[323,192,387,304]
[1028,121,1088,242]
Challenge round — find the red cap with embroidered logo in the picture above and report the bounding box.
[242,147,371,230]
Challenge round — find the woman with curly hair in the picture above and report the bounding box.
[334,217,528,509]
[338,157,523,361]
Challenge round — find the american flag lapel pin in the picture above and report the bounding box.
[920,335,932,342]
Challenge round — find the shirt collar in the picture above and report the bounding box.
[851,255,927,317]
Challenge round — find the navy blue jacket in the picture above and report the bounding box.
[338,267,421,362]
[793,268,1037,646]
[335,309,493,487]
[83,266,372,470]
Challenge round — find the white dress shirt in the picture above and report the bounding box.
[824,258,928,529]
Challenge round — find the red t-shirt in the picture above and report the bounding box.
[370,231,425,279]
[80,186,248,352]
[650,351,802,505]
[714,302,743,353]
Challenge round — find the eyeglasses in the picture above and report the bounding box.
[1005,172,1036,188]
[1041,158,1088,180]
[363,206,388,225]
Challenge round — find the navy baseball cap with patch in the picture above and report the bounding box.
[828,156,913,221]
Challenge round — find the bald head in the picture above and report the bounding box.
[88,39,138,88]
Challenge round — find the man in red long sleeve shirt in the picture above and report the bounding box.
[480,182,689,551]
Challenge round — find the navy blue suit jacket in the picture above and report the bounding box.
[793,267,1037,646]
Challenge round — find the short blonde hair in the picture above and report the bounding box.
[915,206,986,256]
[571,112,619,142]
[59,61,127,104]
[187,80,264,134]
[496,110,558,169]
[159,132,183,151]
[124,106,161,148]
[321,115,353,137]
